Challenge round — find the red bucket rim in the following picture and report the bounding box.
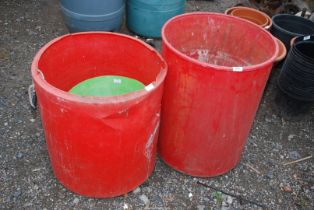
[161,12,279,72]
[31,32,167,104]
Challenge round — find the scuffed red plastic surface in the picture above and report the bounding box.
[31,33,167,197]
[159,13,278,177]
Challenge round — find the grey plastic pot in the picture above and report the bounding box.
[60,0,125,32]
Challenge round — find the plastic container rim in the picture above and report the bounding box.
[230,8,269,26]
[162,12,279,72]
[272,14,314,37]
[294,41,314,61]
[31,32,167,105]
[275,38,287,62]
[60,4,125,21]
[127,0,185,6]
[225,6,272,30]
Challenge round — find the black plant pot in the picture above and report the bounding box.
[270,14,314,51]
[278,38,314,102]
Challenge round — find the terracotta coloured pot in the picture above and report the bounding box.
[230,8,269,27]
[275,38,287,63]
[225,6,272,30]
[224,6,244,15]
[290,36,298,47]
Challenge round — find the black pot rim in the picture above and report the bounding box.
[294,41,314,61]
[272,14,314,37]
[293,35,314,45]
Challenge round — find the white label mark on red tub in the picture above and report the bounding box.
[233,67,244,72]
[145,83,155,91]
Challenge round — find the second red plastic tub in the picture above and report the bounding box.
[159,13,278,177]
[31,32,167,197]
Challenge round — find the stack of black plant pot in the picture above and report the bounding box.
[277,35,314,114]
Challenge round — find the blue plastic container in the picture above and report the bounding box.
[127,0,185,38]
[60,0,125,32]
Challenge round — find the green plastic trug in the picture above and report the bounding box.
[69,75,145,97]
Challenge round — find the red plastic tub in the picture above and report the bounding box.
[159,13,278,177]
[31,32,167,197]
